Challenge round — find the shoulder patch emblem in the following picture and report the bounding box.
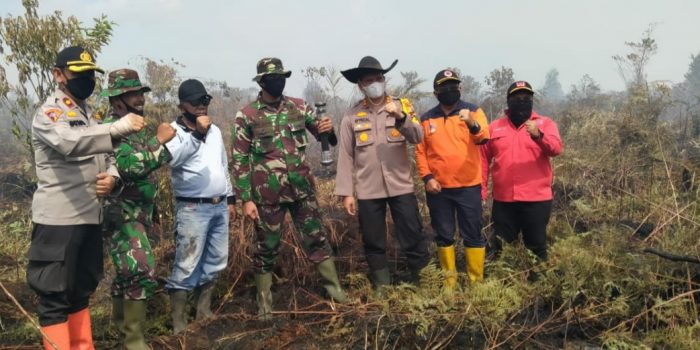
[62,97,74,108]
[429,121,437,134]
[44,108,62,122]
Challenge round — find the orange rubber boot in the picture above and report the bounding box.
[67,308,94,350]
[41,321,70,350]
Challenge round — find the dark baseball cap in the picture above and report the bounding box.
[178,79,212,102]
[507,81,534,96]
[433,69,461,89]
[54,46,104,73]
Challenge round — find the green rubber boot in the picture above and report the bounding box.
[194,282,215,320]
[169,290,188,334]
[316,258,349,303]
[254,273,273,320]
[123,300,150,350]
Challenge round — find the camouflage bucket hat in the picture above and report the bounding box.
[252,57,292,82]
[100,69,151,97]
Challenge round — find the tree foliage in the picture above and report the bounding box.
[0,0,114,164]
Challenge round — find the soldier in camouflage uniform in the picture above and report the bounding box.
[232,58,348,319]
[102,69,176,349]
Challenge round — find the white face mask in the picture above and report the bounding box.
[362,81,385,99]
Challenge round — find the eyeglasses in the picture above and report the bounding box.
[187,95,212,107]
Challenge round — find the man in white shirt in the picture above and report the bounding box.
[164,79,235,334]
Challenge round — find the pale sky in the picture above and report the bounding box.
[1,0,699,97]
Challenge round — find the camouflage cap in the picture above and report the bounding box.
[100,69,151,97]
[252,57,292,82]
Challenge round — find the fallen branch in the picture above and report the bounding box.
[0,282,54,349]
[643,248,700,264]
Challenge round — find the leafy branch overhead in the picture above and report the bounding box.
[0,0,114,164]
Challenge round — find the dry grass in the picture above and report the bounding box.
[1,89,699,349]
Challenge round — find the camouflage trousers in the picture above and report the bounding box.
[254,196,332,273]
[110,219,157,300]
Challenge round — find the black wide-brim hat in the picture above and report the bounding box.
[341,56,398,84]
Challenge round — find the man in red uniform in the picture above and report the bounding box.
[481,81,563,261]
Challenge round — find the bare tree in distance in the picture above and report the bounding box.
[538,68,565,116]
[138,57,184,104]
[301,65,352,124]
[541,68,565,102]
[389,71,427,103]
[482,66,514,119]
[613,24,658,91]
[568,74,602,108]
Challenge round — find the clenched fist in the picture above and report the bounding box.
[110,113,145,139]
[96,172,115,197]
[458,109,477,128]
[156,123,177,144]
[385,101,404,119]
[124,113,146,132]
[195,115,212,135]
[524,120,541,138]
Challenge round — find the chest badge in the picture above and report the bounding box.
[44,108,62,123]
[429,121,437,134]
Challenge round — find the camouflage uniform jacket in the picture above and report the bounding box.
[104,114,172,226]
[232,95,336,205]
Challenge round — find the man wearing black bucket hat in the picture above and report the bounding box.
[335,56,430,290]
[28,46,145,350]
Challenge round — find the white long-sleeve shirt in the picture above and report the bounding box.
[166,116,233,199]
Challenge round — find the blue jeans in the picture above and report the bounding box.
[166,200,229,291]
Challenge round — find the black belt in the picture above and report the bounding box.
[176,195,226,204]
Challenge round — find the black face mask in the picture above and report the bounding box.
[183,111,199,123]
[507,99,533,127]
[65,77,96,100]
[261,78,286,98]
[437,90,461,106]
